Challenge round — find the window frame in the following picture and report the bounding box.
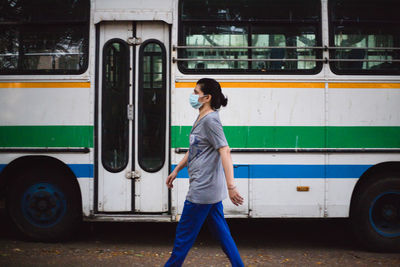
[101,38,130,173]
[328,0,400,75]
[177,0,323,75]
[138,39,167,173]
[0,1,90,75]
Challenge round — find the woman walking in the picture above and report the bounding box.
[165,78,245,267]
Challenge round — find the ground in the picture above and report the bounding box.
[0,208,399,267]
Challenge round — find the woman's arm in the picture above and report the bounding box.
[219,146,244,206]
[166,151,189,189]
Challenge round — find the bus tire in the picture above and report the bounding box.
[351,174,400,252]
[5,169,82,242]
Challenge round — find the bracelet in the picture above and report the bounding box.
[228,185,236,190]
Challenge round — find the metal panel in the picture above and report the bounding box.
[97,21,133,212]
[134,21,170,213]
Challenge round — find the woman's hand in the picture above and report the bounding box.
[228,187,244,206]
[166,170,178,189]
[166,151,188,189]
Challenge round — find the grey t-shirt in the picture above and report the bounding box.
[186,111,229,204]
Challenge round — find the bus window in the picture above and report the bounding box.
[138,41,166,172]
[251,26,318,71]
[329,0,400,75]
[178,0,322,74]
[183,25,248,71]
[101,40,130,173]
[0,0,89,75]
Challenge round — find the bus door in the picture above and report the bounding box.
[97,21,170,213]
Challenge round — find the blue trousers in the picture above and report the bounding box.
[165,200,244,267]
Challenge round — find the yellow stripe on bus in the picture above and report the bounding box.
[176,82,400,89]
[0,82,91,88]
[175,82,325,88]
[1,81,399,89]
[328,83,400,89]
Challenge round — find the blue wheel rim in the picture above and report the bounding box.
[21,182,67,228]
[369,191,400,237]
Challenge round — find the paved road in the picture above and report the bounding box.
[0,208,399,267]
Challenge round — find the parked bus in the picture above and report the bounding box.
[0,0,399,251]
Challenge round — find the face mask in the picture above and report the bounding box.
[189,94,203,109]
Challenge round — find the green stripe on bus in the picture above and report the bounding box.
[171,126,400,148]
[326,126,400,148]
[1,125,398,149]
[0,126,93,148]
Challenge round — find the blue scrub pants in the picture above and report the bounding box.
[165,200,244,267]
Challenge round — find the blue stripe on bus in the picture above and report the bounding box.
[172,164,372,179]
[0,163,372,179]
[326,165,371,178]
[0,164,93,178]
[68,164,93,178]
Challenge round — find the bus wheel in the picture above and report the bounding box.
[5,170,81,242]
[351,174,400,252]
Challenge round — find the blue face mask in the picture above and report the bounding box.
[189,94,203,109]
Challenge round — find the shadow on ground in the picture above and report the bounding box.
[0,207,356,250]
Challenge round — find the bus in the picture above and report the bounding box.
[0,0,399,251]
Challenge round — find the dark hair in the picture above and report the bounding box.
[196,78,228,110]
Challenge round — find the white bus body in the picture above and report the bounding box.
[0,0,399,250]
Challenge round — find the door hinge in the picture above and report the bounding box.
[127,37,142,45]
[324,208,328,217]
[127,104,134,120]
[125,170,141,180]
